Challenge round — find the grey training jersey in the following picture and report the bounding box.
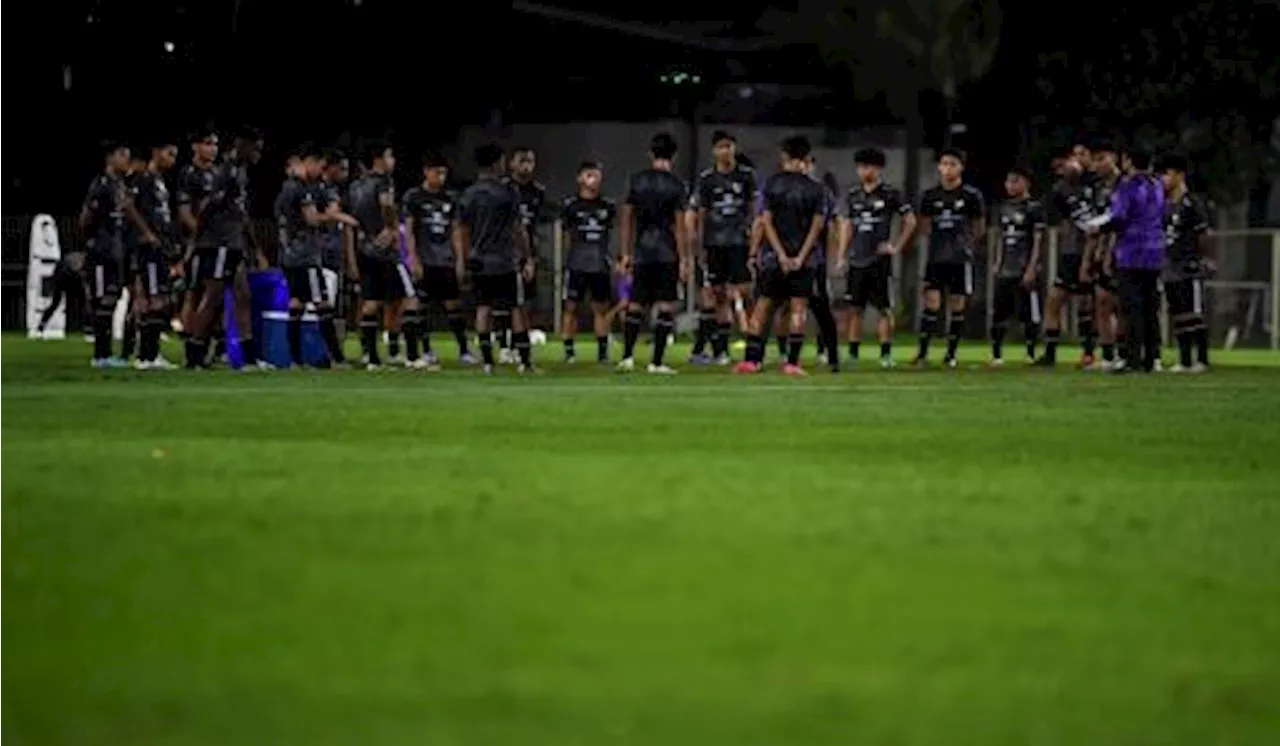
[919,183,985,265]
[1050,177,1093,256]
[1163,192,1211,281]
[995,197,1047,279]
[459,176,522,276]
[690,164,755,249]
[348,171,398,259]
[561,195,617,273]
[845,182,911,270]
[625,168,687,265]
[402,186,457,268]
[276,178,320,268]
[196,159,251,250]
[760,170,828,270]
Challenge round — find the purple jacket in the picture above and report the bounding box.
[1106,173,1166,270]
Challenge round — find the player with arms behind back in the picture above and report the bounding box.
[1158,154,1213,372]
[835,147,916,368]
[457,144,536,374]
[617,132,690,374]
[559,160,617,364]
[734,135,829,376]
[914,148,986,368]
[990,167,1047,365]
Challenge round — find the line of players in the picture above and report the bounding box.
[74,127,1213,374]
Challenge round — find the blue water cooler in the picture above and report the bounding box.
[248,270,328,368]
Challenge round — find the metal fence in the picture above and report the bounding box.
[5,214,1279,349]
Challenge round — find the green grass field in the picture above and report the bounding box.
[5,334,1280,745]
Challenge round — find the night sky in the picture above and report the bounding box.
[6,0,1275,213]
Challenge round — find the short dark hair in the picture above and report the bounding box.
[1126,146,1154,170]
[363,138,391,167]
[322,147,347,165]
[235,125,263,144]
[649,132,678,160]
[854,147,886,167]
[735,152,754,169]
[1008,165,1034,182]
[510,145,535,157]
[101,139,127,157]
[1092,138,1117,154]
[150,136,177,151]
[710,130,735,146]
[1156,153,1189,173]
[190,125,217,143]
[301,142,325,160]
[474,143,505,169]
[780,135,811,160]
[422,151,449,169]
[937,147,966,165]
[577,159,602,173]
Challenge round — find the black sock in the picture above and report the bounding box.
[622,309,642,359]
[1177,330,1193,368]
[653,313,674,366]
[93,310,113,360]
[243,334,259,365]
[786,332,804,366]
[692,311,713,355]
[1044,329,1060,362]
[564,336,576,359]
[479,331,494,366]
[494,311,511,349]
[776,333,788,357]
[514,330,532,366]
[880,341,892,359]
[360,313,380,364]
[320,312,345,363]
[1195,326,1209,365]
[812,299,838,366]
[288,308,304,365]
[1102,343,1116,362]
[713,321,732,357]
[1025,323,1040,359]
[140,314,161,362]
[596,335,609,362]
[849,341,861,360]
[745,333,765,364]
[991,326,1006,359]
[185,338,207,369]
[448,311,469,354]
[1080,311,1096,356]
[404,311,422,361]
[917,309,938,359]
[213,337,226,362]
[387,332,401,359]
[945,313,965,360]
[122,314,137,359]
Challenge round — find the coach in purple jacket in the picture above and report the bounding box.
[1085,146,1166,372]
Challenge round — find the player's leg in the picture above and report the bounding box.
[314,266,347,366]
[186,247,225,368]
[619,267,649,369]
[122,274,143,362]
[942,263,972,366]
[384,303,402,365]
[445,300,471,363]
[387,263,426,368]
[873,266,896,366]
[473,277,496,371]
[590,272,613,363]
[37,280,66,334]
[1095,273,1118,367]
[510,273,535,371]
[285,268,308,367]
[1038,271,1068,366]
[358,257,385,368]
[690,274,716,362]
[734,271,775,373]
[915,265,944,364]
[843,268,867,363]
[809,273,838,371]
[87,256,122,365]
[990,277,1014,364]
[782,270,812,374]
[231,256,260,367]
[562,270,581,363]
[1022,284,1043,362]
[1191,278,1210,368]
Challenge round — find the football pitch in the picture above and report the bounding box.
[4,334,1280,745]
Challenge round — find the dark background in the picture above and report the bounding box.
[6,0,1279,219]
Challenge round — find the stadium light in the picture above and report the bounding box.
[163,41,175,53]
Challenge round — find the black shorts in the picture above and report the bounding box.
[1165,277,1205,317]
[757,266,815,302]
[522,273,538,304]
[285,265,326,305]
[194,244,244,283]
[564,270,613,304]
[924,262,975,297]
[473,272,523,310]
[135,256,173,299]
[1054,254,1092,294]
[359,255,414,303]
[992,277,1044,326]
[87,254,123,300]
[418,266,461,303]
[844,263,895,311]
[703,245,751,287]
[633,262,680,306]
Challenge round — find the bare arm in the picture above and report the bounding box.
[969,216,986,244]
[1027,230,1044,281]
[675,209,690,266]
[835,216,851,268]
[343,226,358,278]
[618,204,635,270]
[301,203,322,227]
[452,222,470,268]
[893,213,919,254]
[403,215,417,258]
[793,213,826,267]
